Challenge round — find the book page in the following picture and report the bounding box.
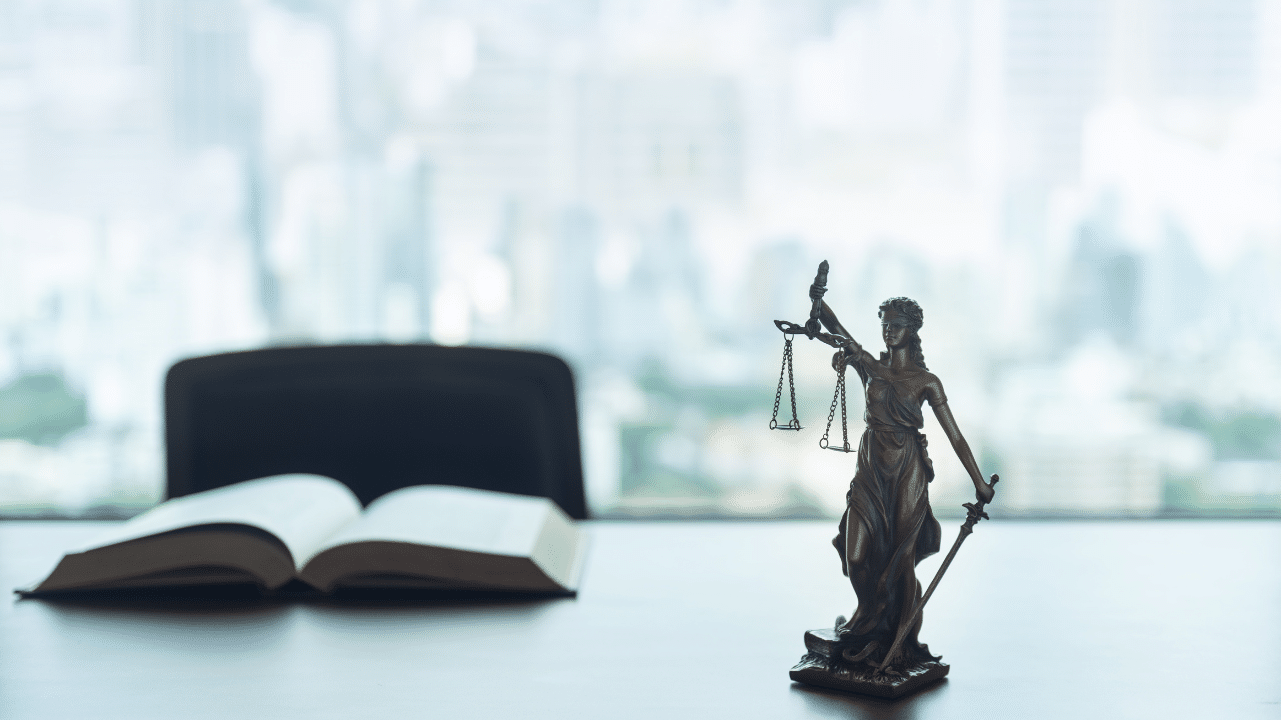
[77,475,362,567]
[301,485,557,565]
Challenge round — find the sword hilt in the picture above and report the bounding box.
[961,474,999,534]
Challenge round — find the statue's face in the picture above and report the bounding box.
[881,309,911,349]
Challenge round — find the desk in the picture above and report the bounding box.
[2,520,1279,719]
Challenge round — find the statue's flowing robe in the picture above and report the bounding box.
[833,355,943,664]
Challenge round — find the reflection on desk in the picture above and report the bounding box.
[2,520,1279,719]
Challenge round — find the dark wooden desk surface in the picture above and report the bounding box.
[2,520,1278,719]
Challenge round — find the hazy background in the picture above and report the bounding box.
[1,0,1279,519]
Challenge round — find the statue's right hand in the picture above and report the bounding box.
[809,283,827,302]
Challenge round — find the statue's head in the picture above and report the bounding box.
[878,297,928,370]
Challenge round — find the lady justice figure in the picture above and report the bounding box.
[803,285,995,671]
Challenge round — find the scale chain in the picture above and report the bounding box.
[819,365,851,451]
[839,367,849,450]
[770,337,802,430]
[787,339,800,428]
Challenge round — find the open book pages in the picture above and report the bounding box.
[299,485,584,593]
[70,474,363,562]
[22,475,584,595]
[28,475,361,593]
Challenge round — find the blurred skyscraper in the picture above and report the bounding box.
[1,0,1278,518]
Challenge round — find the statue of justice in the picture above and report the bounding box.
[773,261,999,699]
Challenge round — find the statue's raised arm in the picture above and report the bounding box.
[806,262,853,340]
[774,261,862,351]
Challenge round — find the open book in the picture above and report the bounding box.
[21,475,585,596]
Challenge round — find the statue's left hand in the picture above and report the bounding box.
[975,477,996,505]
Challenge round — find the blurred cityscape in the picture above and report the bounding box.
[1,0,1279,518]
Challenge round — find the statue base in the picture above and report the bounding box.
[789,628,949,699]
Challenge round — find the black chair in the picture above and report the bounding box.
[164,344,587,519]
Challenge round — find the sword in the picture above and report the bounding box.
[874,474,1000,676]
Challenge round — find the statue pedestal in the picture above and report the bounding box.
[789,628,949,699]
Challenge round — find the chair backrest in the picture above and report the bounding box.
[164,344,587,519]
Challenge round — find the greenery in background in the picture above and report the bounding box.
[1163,402,1281,516]
[612,360,829,518]
[0,373,88,446]
[1164,402,1281,460]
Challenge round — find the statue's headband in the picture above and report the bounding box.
[879,297,924,331]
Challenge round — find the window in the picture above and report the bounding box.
[2,0,1278,519]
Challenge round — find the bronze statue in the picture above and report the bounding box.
[775,261,998,699]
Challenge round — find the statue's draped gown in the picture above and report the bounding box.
[833,353,943,664]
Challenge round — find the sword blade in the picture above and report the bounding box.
[874,475,998,673]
